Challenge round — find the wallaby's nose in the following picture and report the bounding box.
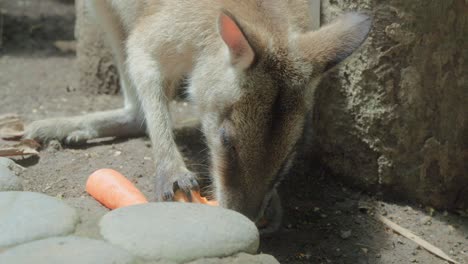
[219,191,265,222]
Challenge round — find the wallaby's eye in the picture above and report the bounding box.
[220,128,231,146]
[220,122,237,154]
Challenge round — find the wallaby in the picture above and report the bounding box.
[25,0,371,232]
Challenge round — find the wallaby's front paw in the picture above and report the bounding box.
[24,119,62,143]
[154,169,199,202]
[24,119,96,145]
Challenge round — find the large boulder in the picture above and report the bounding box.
[311,0,467,209]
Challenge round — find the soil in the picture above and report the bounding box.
[1,1,467,263]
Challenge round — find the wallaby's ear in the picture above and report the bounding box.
[298,13,372,72]
[218,12,255,70]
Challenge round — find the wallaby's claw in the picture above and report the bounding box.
[155,170,199,202]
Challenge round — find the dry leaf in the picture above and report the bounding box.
[0,113,25,140]
[0,139,40,158]
[378,215,459,264]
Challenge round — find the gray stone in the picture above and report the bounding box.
[0,236,137,264]
[0,166,23,191]
[0,192,79,248]
[66,196,108,239]
[187,253,280,264]
[309,0,468,210]
[100,203,259,263]
[0,157,13,167]
[0,157,25,175]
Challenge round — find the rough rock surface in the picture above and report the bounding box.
[100,203,259,263]
[0,236,136,264]
[310,0,468,209]
[0,192,79,248]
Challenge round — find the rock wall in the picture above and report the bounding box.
[312,0,467,209]
[75,0,119,95]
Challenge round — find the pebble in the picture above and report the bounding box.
[100,203,259,263]
[0,192,79,248]
[419,216,432,225]
[340,230,352,239]
[0,236,136,264]
[0,165,23,191]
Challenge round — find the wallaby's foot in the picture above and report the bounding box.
[155,169,199,201]
[24,108,145,145]
[25,118,97,145]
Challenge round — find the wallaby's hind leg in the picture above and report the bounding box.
[25,0,144,144]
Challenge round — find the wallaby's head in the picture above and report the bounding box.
[195,7,371,225]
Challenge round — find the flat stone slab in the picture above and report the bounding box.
[100,203,259,263]
[0,236,137,264]
[0,192,79,248]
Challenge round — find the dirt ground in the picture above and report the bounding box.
[1,1,467,263]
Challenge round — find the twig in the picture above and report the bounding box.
[355,243,378,251]
[43,178,66,192]
[378,215,459,264]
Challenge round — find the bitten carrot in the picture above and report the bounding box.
[86,168,148,209]
[174,190,219,206]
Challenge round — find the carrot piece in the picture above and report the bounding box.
[174,190,219,206]
[86,168,148,209]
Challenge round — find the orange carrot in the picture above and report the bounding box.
[86,168,148,209]
[174,190,219,206]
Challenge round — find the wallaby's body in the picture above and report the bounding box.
[26,0,371,230]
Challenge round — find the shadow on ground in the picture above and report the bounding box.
[1,11,75,56]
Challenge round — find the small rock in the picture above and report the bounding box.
[340,230,352,239]
[0,157,25,175]
[100,203,259,263]
[0,236,136,264]
[0,192,79,248]
[420,216,432,225]
[47,140,62,151]
[0,157,14,168]
[0,166,23,191]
